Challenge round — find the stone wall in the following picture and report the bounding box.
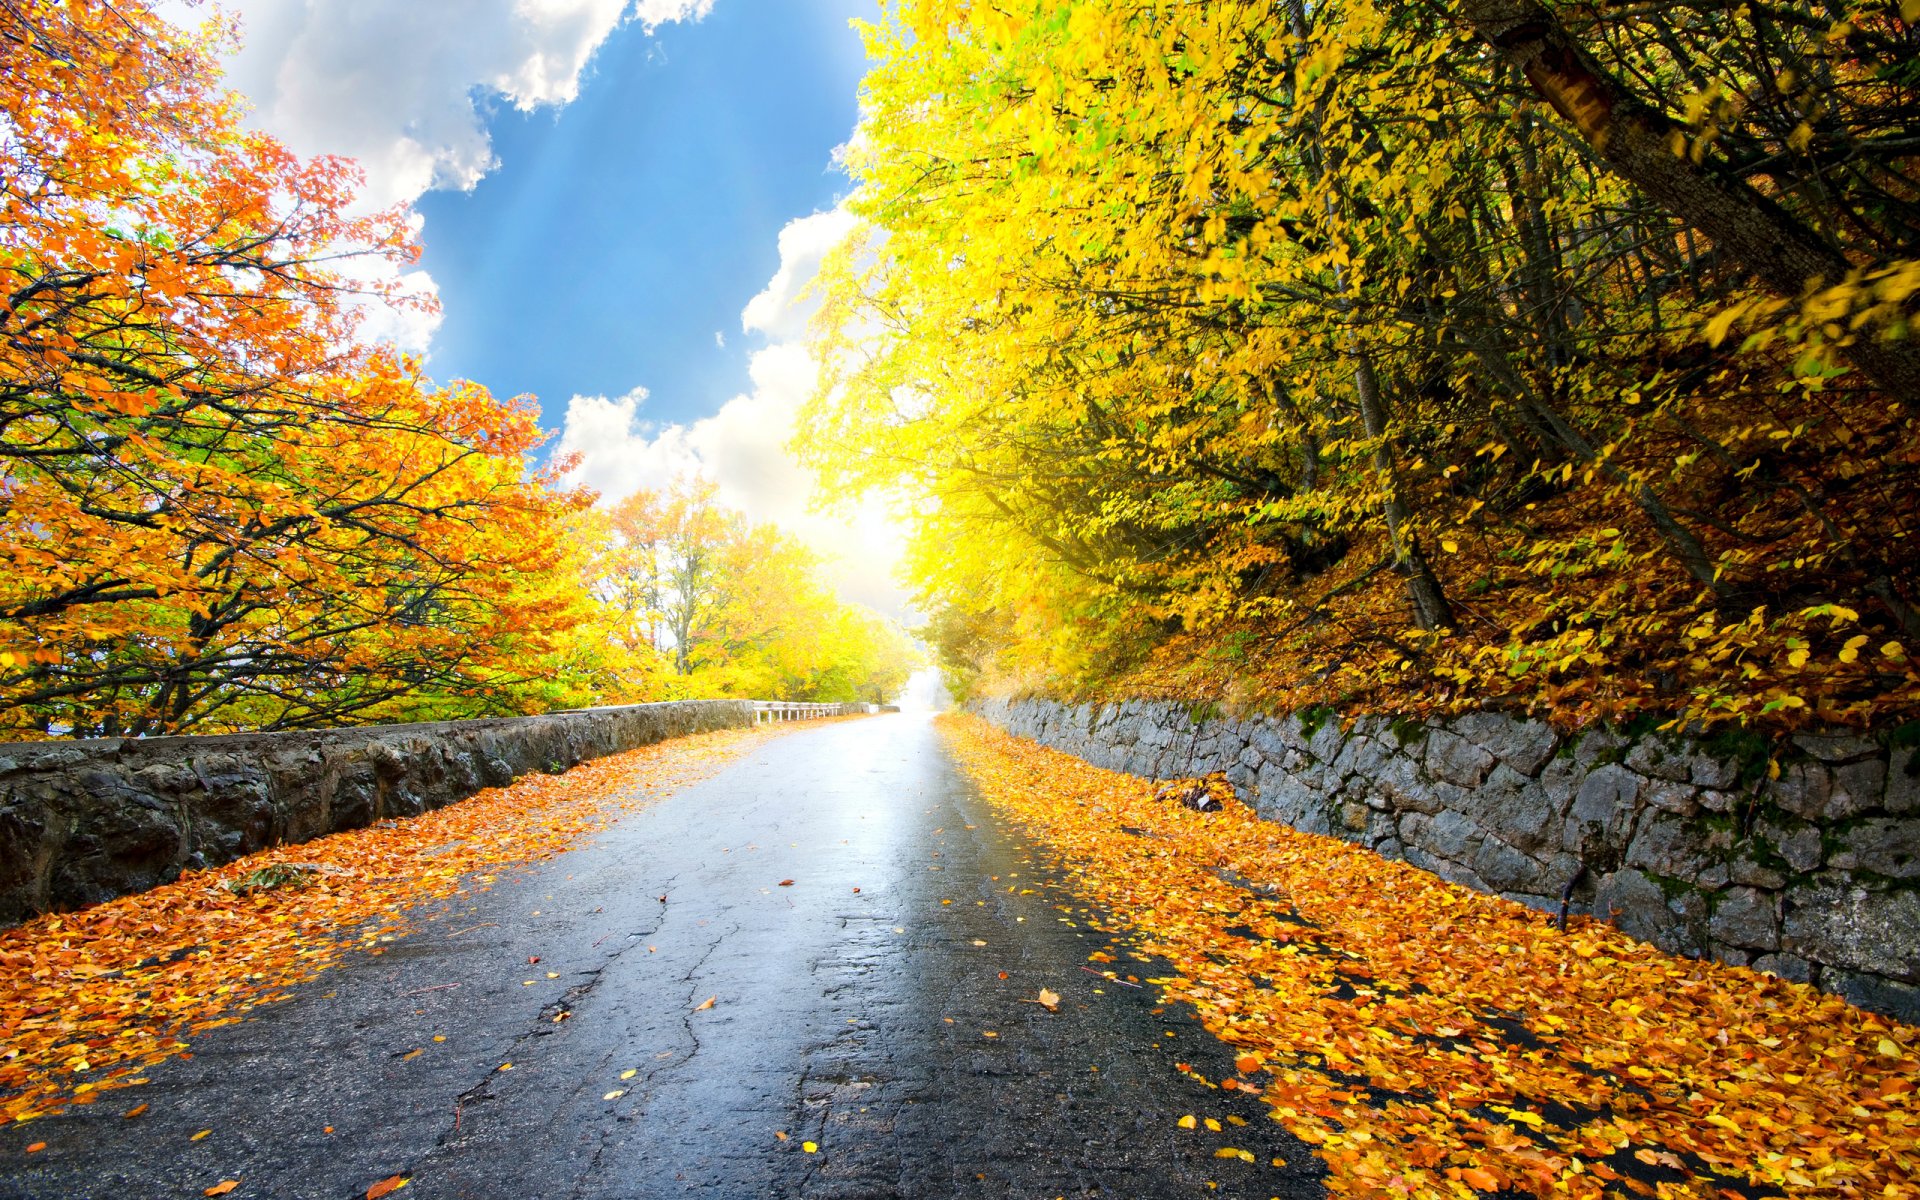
[0,700,765,926]
[972,696,1920,1022]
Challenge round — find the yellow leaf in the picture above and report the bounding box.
[603,1090,625,1100]
[1213,1147,1253,1161]
[1703,303,1744,346]
[1036,987,1061,1011]
[1204,1117,1222,1132]
[191,1131,211,1142]
[620,1069,637,1080]
[1441,539,1459,554]
[1177,1114,1197,1129]
[802,1141,818,1154]
[1878,1037,1902,1058]
[1786,122,1814,152]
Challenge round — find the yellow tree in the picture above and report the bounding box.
[804,0,1920,729]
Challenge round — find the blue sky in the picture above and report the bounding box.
[205,0,907,611]
[415,1,873,428]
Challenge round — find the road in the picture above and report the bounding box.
[2,714,1322,1199]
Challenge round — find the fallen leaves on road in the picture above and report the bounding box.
[940,714,1919,1198]
[0,726,781,1127]
[365,1176,408,1198]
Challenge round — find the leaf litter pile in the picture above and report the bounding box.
[938,714,1918,1198]
[0,725,779,1128]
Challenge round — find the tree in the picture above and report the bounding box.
[0,0,588,735]
[802,0,1920,730]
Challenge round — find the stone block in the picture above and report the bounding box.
[1625,813,1725,880]
[1824,969,1920,1023]
[1641,780,1700,816]
[1708,886,1778,951]
[1762,761,1831,821]
[1472,837,1546,894]
[1790,733,1881,765]
[1425,730,1496,789]
[1825,758,1888,821]
[1572,730,1625,769]
[1827,818,1920,880]
[1306,716,1348,765]
[1450,712,1558,777]
[1751,952,1812,983]
[1538,756,1583,812]
[1728,855,1788,890]
[1372,755,1441,814]
[1887,748,1920,815]
[1755,817,1823,875]
[1595,868,1702,952]
[1626,737,1693,783]
[1566,764,1640,853]
[1688,753,1741,791]
[1782,881,1920,979]
[1456,764,1558,856]
[1402,808,1482,863]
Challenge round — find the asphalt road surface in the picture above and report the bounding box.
[3,714,1323,1199]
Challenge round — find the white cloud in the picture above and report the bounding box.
[557,203,910,617]
[159,0,713,352]
[205,0,712,209]
[741,206,859,341]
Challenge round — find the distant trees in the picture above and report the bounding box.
[805,0,1919,727]
[561,482,918,706]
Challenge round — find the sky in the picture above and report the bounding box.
[186,0,908,615]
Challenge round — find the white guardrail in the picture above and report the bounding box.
[751,701,878,725]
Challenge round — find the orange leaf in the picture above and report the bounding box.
[693,996,716,1011]
[1459,1167,1499,1191]
[366,1176,408,1199]
[1234,1053,1260,1075]
[204,1182,240,1197]
[124,1103,149,1118]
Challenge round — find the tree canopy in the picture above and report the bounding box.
[804,0,1920,731]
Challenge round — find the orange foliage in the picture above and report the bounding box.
[0,0,587,735]
[942,714,1919,1197]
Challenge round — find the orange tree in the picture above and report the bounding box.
[0,0,587,735]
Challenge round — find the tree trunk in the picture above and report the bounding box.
[1452,0,1920,408]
